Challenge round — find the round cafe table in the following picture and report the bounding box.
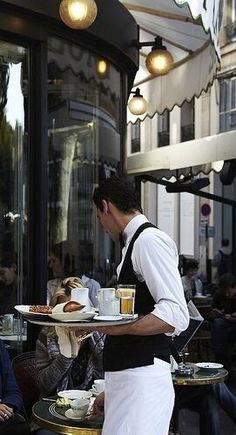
[32,399,103,435]
[172,363,228,386]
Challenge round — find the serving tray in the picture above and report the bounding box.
[27,316,138,327]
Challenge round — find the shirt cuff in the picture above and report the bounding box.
[151,302,189,336]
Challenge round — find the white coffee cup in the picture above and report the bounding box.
[99,288,120,316]
[92,379,105,393]
[70,398,90,418]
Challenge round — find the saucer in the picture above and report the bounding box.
[65,408,86,420]
[195,362,223,369]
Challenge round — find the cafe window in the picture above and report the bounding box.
[157,109,170,147]
[180,100,195,142]
[131,119,141,153]
[219,77,236,132]
[47,36,121,296]
[0,41,29,326]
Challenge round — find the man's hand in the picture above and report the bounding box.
[90,392,104,418]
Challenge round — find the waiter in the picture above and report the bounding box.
[92,176,189,435]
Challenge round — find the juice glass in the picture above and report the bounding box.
[116,284,136,316]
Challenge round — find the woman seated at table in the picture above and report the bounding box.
[181,259,203,302]
[0,339,30,434]
[37,276,104,396]
[33,276,105,435]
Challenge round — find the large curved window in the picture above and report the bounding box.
[0,41,28,346]
[47,36,121,297]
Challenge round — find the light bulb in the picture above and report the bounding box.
[128,94,147,116]
[96,59,109,79]
[59,0,98,30]
[146,49,173,76]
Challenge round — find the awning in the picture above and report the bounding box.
[121,0,222,122]
[127,130,236,178]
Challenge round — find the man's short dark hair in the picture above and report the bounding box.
[93,176,142,214]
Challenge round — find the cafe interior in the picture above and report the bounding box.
[0,1,235,434]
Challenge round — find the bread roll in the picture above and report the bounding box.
[63,301,85,312]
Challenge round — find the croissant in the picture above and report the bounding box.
[63,301,85,312]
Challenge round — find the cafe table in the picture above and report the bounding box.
[32,399,103,435]
[170,363,228,435]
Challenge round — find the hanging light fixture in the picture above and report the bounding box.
[59,0,98,30]
[96,59,109,79]
[128,88,147,116]
[138,36,174,76]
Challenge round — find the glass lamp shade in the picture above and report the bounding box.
[96,59,109,79]
[145,48,173,76]
[128,95,147,116]
[59,0,98,30]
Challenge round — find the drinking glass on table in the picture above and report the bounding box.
[116,284,136,316]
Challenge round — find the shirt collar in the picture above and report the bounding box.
[122,214,148,246]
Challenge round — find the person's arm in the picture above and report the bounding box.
[132,230,189,335]
[90,312,174,336]
[36,328,74,396]
[0,342,22,411]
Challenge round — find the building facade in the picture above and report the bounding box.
[126,0,236,281]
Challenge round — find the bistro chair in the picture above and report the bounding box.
[12,351,39,420]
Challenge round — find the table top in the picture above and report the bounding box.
[172,364,228,386]
[32,399,103,435]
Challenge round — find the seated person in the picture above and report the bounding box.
[33,276,105,435]
[209,272,236,383]
[0,252,18,315]
[181,259,203,302]
[37,276,104,397]
[0,339,30,435]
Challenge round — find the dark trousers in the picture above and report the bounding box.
[175,385,220,435]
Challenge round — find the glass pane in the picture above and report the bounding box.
[181,100,195,142]
[131,119,140,153]
[158,109,170,147]
[0,42,28,342]
[47,37,121,304]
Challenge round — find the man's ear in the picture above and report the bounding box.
[102,200,109,214]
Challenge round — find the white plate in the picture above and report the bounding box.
[14,305,49,317]
[64,409,86,420]
[58,390,92,400]
[94,315,123,321]
[49,311,96,322]
[195,362,223,369]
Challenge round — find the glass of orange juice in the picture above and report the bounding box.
[116,284,136,316]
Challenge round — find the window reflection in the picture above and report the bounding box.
[47,37,121,293]
[0,41,28,320]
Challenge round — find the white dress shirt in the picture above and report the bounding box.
[117,214,189,335]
